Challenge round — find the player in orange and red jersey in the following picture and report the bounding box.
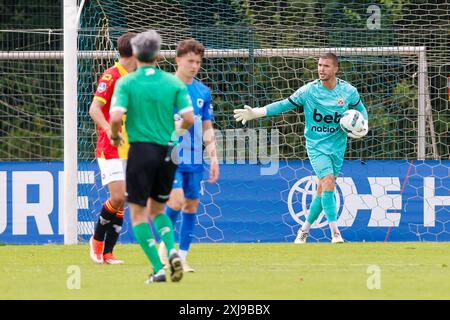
[88,32,137,265]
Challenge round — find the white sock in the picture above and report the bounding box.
[329,222,340,236]
[179,249,188,262]
[301,222,312,233]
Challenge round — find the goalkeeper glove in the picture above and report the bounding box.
[347,120,369,139]
[233,105,266,125]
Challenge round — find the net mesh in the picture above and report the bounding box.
[1,0,449,242]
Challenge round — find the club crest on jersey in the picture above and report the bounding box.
[197,98,204,108]
[98,82,107,93]
[337,98,345,106]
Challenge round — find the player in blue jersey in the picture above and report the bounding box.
[159,39,219,271]
[234,52,368,244]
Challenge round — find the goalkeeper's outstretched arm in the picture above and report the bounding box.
[233,98,298,124]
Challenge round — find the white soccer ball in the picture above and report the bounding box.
[339,109,368,139]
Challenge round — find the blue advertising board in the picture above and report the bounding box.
[0,160,449,244]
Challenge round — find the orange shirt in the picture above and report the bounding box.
[93,62,130,159]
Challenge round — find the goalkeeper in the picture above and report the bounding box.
[234,53,368,244]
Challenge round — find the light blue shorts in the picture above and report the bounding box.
[307,149,344,179]
[172,170,203,199]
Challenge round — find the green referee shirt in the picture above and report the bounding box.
[110,66,193,146]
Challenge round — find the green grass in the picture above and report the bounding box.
[0,242,449,299]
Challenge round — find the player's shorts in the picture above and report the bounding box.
[97,158,127,186]
[172,170,203,199]
[307,149,344,179]
[126,142,177,206]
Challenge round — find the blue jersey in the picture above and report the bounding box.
[176,78,214,173]
[288,78,365,155]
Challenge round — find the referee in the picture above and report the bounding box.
[109,30,194,284]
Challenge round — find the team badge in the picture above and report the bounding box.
[197,98,204,108]
[102,74,112,81]
[98,82,107,93]
[337,98,344,106]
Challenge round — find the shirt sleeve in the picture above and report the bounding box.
[93,71,116,105]
[110,77,128,114]
[348,89,368,121]
[202,90,214,121]
[288,84,308,109]
[175,85,194,115]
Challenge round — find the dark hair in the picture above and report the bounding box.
[117,32,137,57]
[319,52,339,67]
[176,38,205,58]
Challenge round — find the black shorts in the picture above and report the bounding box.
[126,142,177,206]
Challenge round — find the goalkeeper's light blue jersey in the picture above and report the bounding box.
[267,78,367,156]
[176,78,214,173]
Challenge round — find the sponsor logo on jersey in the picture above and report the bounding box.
[311,126,339,133]
[97,82,107,93]
[159,226,171,235]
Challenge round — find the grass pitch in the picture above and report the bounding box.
[1,242,449,300]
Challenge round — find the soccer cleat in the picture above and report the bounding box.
[145,269,166,284]
[182,261,195,273]
[331,233,344,243]
[168,251,184,282]
[158,241,169,267]
[89,236,104,264]
[103,253,124,265]
[294,230,308,244]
